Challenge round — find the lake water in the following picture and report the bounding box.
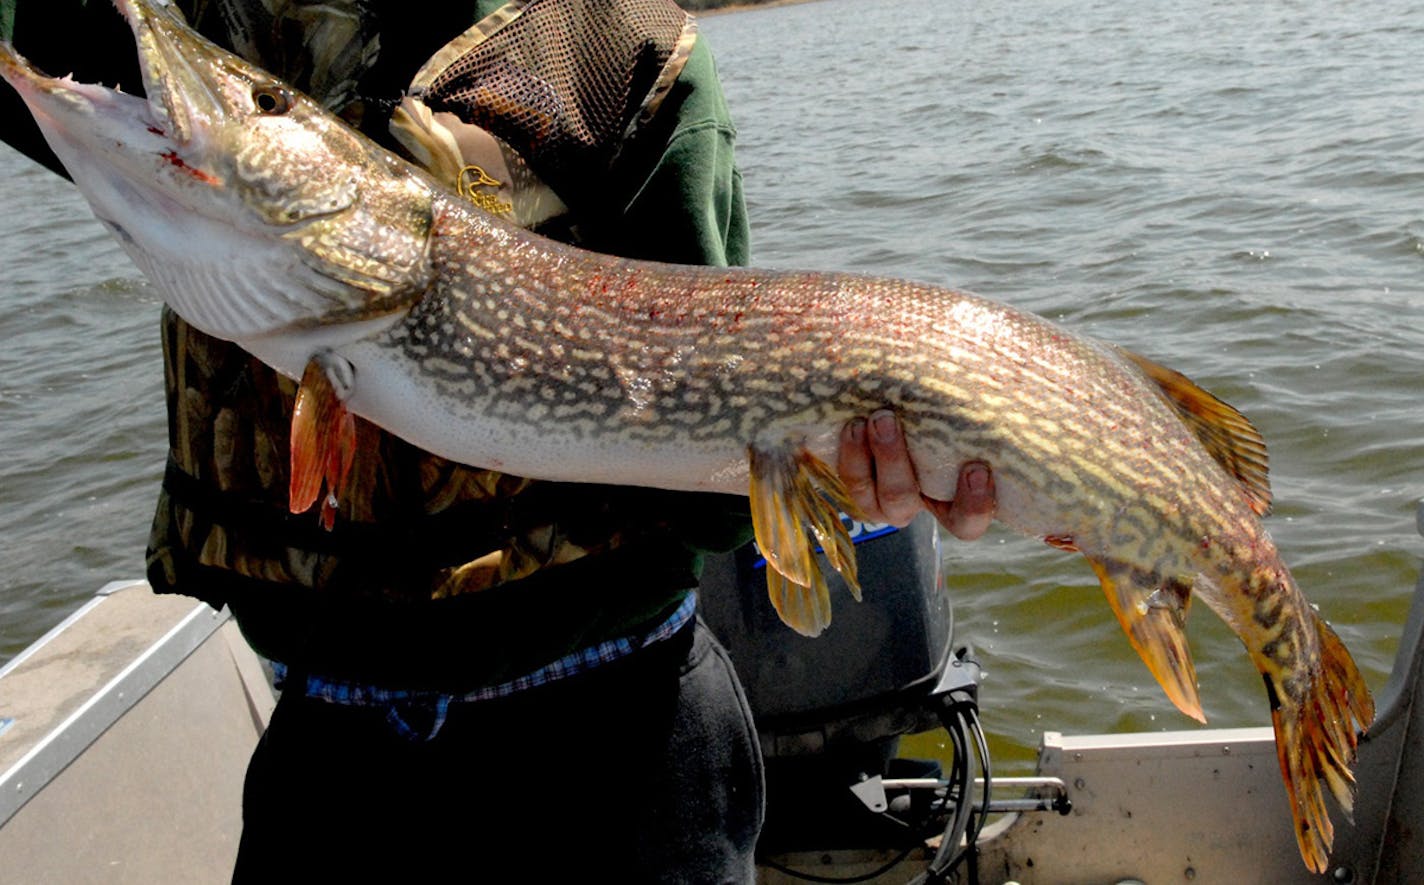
[2,0,1421,776]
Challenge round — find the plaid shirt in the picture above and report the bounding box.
[270,591,698,741]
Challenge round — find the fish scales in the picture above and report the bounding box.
[0,0,1373,872]
[379,237,1116,501]
[366,219,1246,625]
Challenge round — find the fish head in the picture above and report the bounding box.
[0,0,432,353]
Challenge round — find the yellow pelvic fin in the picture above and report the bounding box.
[289,355,357,531]
[747,441,863,637]
[1086,555,1204,722]
[1117,346,1272,517]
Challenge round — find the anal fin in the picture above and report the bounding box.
[748,441,863,637]
[1087,555,1205,722]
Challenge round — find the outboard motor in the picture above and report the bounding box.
[700,513,989,871]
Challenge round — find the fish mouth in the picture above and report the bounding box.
[0,34,153,131]
[0,0,225,155]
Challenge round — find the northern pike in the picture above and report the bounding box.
[1,0,1372,871]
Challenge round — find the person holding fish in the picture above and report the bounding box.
[0,0,995,879]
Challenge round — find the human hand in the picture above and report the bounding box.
[837,410,996,540]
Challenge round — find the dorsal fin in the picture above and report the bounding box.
[1117,347,1272,517]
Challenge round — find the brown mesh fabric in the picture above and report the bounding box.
[414,0,694,206]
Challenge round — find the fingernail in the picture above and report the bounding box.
[846,417,866,444]
[871,410,898,443]
[965,464,989,494]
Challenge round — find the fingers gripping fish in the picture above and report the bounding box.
[0,0,1373,871]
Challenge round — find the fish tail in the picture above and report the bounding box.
[1262,605,1375,873]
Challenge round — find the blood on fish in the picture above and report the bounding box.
[159,150,217,184]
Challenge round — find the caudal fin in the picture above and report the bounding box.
[1269,615,1375,873]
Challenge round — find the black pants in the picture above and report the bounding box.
[232,621,764,883]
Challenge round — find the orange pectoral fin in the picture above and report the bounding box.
[319,407,357,531]
[289,354,356,528]
[289,361,331,516]
[1087,555,1205,723]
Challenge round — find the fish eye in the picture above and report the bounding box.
[252,86,292,116]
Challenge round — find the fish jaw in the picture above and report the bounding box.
[0,39,208,255]
[2,38,299,345]
[0,0,434,347]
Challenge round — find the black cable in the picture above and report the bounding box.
[966,706,993,851]
[955,706,992,885]
[923,699,998,885]
[924,707,975,883]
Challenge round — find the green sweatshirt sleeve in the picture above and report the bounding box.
[617,37,750,267]
[582,35,750,269]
